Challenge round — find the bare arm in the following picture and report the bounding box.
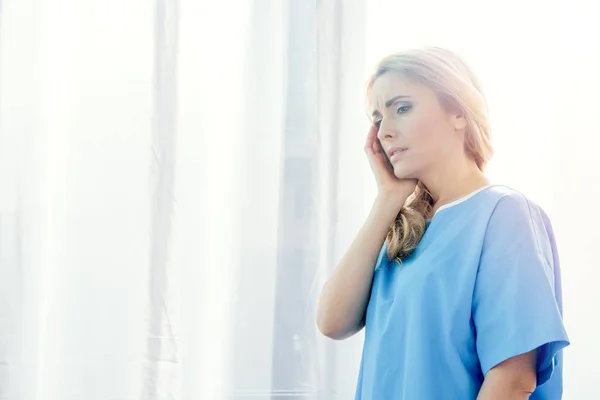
[316,195,404,340]
[476,350,537,400]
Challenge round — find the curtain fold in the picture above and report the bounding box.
[142,0,180,398]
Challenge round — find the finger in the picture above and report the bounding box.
[374,137,385,155]
[370,126,381,154]
[374,138,394,170]
[364,125,377,154]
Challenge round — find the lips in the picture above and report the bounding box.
[386,146,408,158]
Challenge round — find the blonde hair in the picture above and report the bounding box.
[366,46,494,264]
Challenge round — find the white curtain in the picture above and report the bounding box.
[0,0,369,399]
[1,0,598,399]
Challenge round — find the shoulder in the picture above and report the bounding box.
[482,185,547,223]
[481,185,555,259]
[483,184,531,205]
[450,184,547,233]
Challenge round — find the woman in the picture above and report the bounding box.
[316,47,569,399]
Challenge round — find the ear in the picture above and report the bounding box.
[452,113,467,131]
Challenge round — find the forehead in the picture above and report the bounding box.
[370,73,433,112]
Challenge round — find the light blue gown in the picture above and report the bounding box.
[354,185,570,400]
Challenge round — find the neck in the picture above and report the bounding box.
[420,155,490,214]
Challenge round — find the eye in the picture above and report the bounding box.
[397,104,412,114]
[373,119,382,128]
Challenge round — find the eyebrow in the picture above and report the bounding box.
[371,95,411,117]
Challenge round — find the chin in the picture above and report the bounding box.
[393,166,417,180]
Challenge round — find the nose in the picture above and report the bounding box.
[377,120,397,142]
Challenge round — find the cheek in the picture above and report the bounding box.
[407,116,441,152]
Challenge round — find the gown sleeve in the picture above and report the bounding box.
[374,240,388,271]
[472,192,569,386]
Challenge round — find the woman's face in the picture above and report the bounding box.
[370,73,465,180]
